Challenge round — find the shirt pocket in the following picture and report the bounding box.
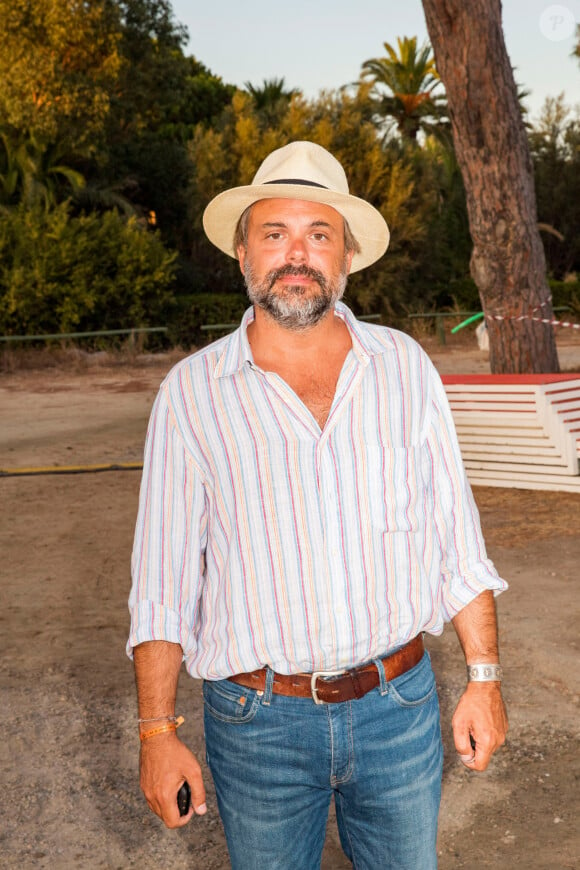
[362,444,424,533]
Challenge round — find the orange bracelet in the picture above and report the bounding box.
[139,715,184,741]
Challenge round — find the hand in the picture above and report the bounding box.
[452,681,508,772]
[139,732,207,828]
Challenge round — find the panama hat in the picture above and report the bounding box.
[202,141,390,273]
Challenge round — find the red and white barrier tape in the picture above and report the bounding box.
[485,297,580,330]
[486,314,580,329]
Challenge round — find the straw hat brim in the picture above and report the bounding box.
[202,183,390,274]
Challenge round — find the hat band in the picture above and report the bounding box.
[264,178,328,188]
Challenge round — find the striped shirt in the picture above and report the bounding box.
[128,303,507,679]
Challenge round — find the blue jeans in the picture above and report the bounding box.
[203,651,442,870]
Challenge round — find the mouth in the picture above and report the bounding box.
[268,266,325,292]
[278,274,314,286]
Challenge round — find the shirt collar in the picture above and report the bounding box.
[213,307,255,379]
[333,301,391,364]
[213,302,391,379]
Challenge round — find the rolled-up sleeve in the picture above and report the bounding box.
[424,369,508,621]
[127,386,207,659]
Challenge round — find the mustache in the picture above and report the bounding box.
[265,264,327,290]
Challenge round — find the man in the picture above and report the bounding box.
[128,141,508,869]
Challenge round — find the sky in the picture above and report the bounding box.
[170,0,580,121]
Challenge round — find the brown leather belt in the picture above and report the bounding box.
[228,634,424,705]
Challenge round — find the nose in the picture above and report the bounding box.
[286,235,307,263]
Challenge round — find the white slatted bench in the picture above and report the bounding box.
[441,375,580,492]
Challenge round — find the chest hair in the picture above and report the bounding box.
[276,366,341,428]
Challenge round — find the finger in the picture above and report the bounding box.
[175,804,195,825]
[470,754,491,772]
[471,739,496,772]
[454,724,477,766]
[187,771,207,815]
[160,792,194,829]
[459,752,476,767]
[452,724,474,758]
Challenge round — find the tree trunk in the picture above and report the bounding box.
[421,0,559,372]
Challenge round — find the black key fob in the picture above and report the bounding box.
[177,781,191,816]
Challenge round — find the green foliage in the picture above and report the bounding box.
[0,132,86,210]
[0,0,235,229]
[0,204,176,335]
[244,78,301,129]
[360,37,448,143]
[109,2,234,140]
[0,0,121,152]
[406,138,474,308]
[182,59,237,132]
[549,280,580,318]
[168,293,249,347]
[529,96,580,279]
[99,2,235,255]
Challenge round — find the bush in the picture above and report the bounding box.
[433,277,481,312]
[549,279,580,318]
[168,291,249,347]
[0,203,177,336]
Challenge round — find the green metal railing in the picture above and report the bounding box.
[407,312,480,345]
[3,308,572,348]
[0,326,168,343]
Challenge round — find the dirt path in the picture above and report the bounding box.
[1,335,579,869]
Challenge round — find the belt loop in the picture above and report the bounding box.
[373,657,389,695]
[262,667,274,706]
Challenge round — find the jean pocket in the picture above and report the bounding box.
[203,678,261,724]
[387,654,437,708]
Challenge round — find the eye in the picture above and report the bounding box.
[311,232,329,242]
[266,231,283,240]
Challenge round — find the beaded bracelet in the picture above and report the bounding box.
[140,715,185,741]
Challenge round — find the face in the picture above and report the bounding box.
[237,198,353,331]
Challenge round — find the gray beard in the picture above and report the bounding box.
[243,263,348,331]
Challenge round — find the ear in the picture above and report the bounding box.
[345,249,354,274]
[237,245,246,275]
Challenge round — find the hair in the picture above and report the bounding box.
[233,202,362,258]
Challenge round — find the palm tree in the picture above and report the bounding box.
[0,130,139,220]
[243,77,300,127]
[0,131,85,210]
[361,37,448,142]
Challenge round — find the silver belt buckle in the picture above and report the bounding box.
[310,669,346,705]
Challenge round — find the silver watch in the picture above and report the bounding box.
[467,663,503,682]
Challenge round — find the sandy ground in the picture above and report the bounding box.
[1,330,579,869]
